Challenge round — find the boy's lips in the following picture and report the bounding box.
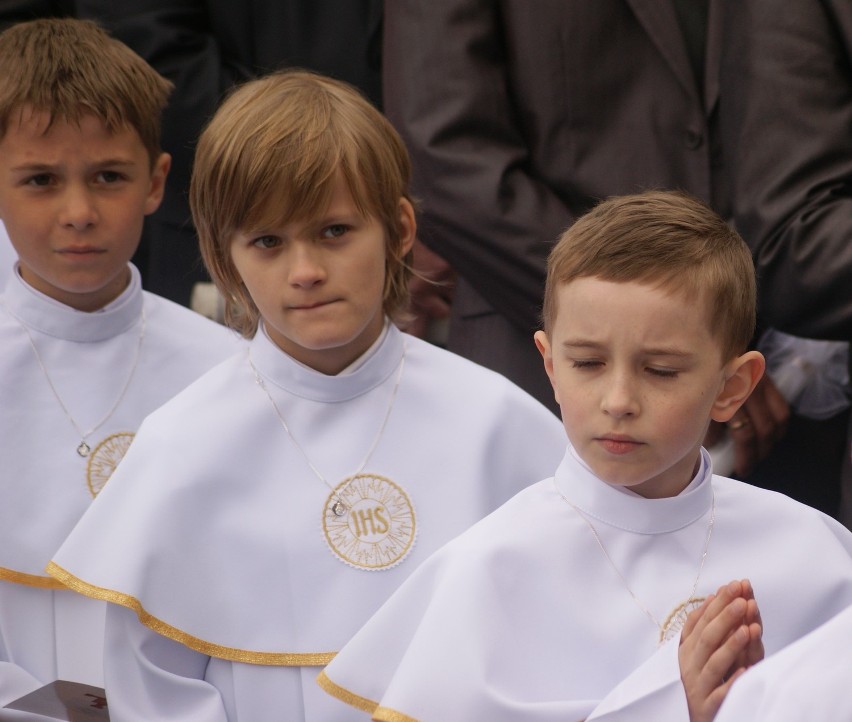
[289,298,339,310]
[596,434,643,455]
[57,245,105,255]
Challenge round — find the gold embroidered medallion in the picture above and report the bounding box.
[86,432,134,497]
[323,474,416,571]
[660,596,707,645]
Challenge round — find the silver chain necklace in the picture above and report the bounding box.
[558,485,715,645]
[248,342,406,517]
[14,306,146,457]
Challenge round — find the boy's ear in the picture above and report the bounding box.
[397,197,416,256]
[534,330,560,407]
[710,350,766,423]
[144,152,172,216]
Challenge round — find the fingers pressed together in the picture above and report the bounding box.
[679,579,764,722]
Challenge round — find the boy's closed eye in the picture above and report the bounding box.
[646,366,680,379]
[570,358,604,371]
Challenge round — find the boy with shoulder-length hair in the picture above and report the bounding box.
[192,69,415,339]
[0,17,239,706]
[320,190,852,722]
[47,69,565,720]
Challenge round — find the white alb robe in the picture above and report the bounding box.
[48,323,566,721]
[0,265,240,710]
[716,603,852,722]
[321,446,852,721]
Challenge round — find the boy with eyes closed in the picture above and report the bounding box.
[320,191,852,722]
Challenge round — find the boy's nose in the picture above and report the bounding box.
[59,186,98,230]
[601,373,640,418]
[287,244,327,288]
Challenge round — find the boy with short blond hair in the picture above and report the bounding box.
[320,191,852,722]
[0,18,238,706]
[47,70,565,720]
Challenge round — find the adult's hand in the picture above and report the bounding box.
[725,374,790,478]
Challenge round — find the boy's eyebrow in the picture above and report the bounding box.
[92,158,139,167]
[10,158,139,172]
[560,340,605,351]
[9,161,58,172]
[320,210,365,224]
[642,347,695,358]
[561,340,695,357]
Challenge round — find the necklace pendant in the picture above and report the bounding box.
[77,441,91,458]
[332,500,347,517]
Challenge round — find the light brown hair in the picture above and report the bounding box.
[0,17,172,165]
[191,69,414,338]
[542,190,756,361]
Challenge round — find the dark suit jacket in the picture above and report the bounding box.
[384,0,725,404]
[72,0,383,305]
[721,0,852,341]
[720,0,852,524]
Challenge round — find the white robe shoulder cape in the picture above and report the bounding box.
[716,603,852,722]
[0,265,240,707]
[47,324,566,721]
[320,446,852,721]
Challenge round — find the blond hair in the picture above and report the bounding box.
[0,18,172,165]
[542,190,756,361]
[191,69,414,338]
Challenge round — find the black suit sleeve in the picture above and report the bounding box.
[722,0,852,340]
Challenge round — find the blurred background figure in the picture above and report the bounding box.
[721,0,852,522]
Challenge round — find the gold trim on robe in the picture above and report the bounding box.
[47,562,336,666]
[0,566,67,590]
[373,707,423,722]
[316,670,423,722]
[316,670,378,713]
